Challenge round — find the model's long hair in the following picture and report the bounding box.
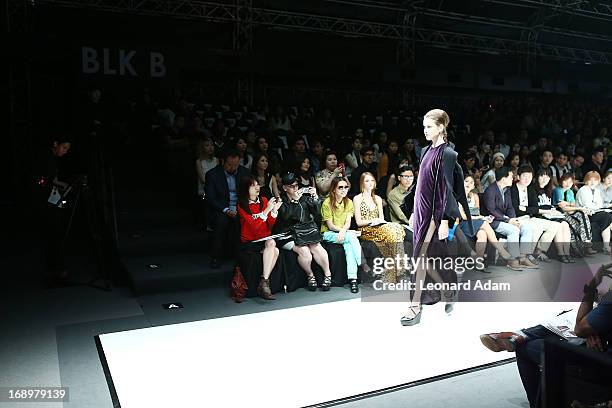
[424,108,450,143]
[238,175,263,215]
[329,176,351,211]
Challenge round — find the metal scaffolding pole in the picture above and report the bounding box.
[233,0,253,104]
[30,0,612,65]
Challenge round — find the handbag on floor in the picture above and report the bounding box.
[230,266,248,303]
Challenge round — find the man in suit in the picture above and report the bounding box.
[205,148,250,268]
[482,166,538,269]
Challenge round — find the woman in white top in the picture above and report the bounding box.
[599,170,612,207]
[480,152,505,191]
[576,171,612,254]
[195,138,219,197]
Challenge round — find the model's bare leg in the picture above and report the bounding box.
[402,219,436,324]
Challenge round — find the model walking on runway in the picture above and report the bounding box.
[401,109,474,326]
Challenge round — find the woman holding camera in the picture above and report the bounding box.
[237,176,283,300]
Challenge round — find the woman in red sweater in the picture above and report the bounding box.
[237,176,283,300]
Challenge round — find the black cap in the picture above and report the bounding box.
[281,172,298,186]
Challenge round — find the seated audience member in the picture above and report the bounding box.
[321,176,364,293]
[254,135,282,177]
[349,146,378,197]
[506,152,520,181]
[480,265,612,408]
[205,148,251,268]
[251,152,279,199]
[462,151,484,193]
[387,166,415,227]
[581,148,608,179]
[377,139,400,181]
[344,136,363,177]
[554,173,597,256]
[482,167,538,269]
[400,138,419,166]
[274,173,333,291]
[283,136,308,173]
[382,158,411,203]
[372,130,388,162]
[353,172,406,283]
[234,135,253,169]
[309,139,326,173]
[600,171,612,207]
[237,176,283,300]
[459,175,522,271]
[196,137,219,199]
[537,149,559,184]
[315,151,343,197]
[295,156,316,190]
[481,152,506,192]
[571,153,586,183]
[576,171,612,254]
[532,169,581,263]
[195,138,219,228]
[555,151,572,179]
[510,165,573,263]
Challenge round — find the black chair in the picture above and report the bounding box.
[542,338,612,408]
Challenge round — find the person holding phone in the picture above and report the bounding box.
[315,151,344,197]
[237,176,283,300]
[274,173,333,291]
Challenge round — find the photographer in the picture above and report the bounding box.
[34,136,72,285]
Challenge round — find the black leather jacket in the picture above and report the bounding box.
[273,194,320,234]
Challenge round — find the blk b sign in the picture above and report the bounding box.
[81,46,167,78]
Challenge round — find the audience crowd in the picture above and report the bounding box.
[114,90,612,298]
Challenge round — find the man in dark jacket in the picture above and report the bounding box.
[510,165,570,263]
[205,148,250,268]
[581,148,608,180]
[482,166,538,269]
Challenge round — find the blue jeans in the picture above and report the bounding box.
[494,221,535,259]
[322,231,361,280]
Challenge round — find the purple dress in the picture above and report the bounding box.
[412,143,448,258]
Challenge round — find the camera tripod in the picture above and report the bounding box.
[61,180,112,291]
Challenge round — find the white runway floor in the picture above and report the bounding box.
[98,299,577,408]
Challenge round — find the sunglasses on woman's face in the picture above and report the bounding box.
[337,185,349,190]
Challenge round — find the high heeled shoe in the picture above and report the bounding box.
[400,305,422,326]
